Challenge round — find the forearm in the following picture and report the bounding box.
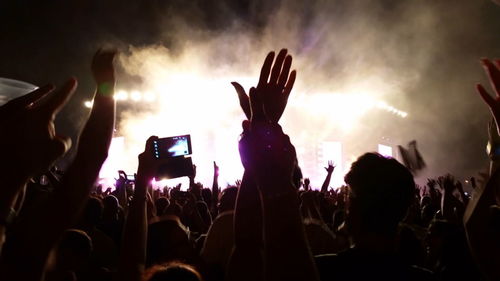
[0,88,115,280]
[47,87,115,227]
[321,173,332,193]
[115,178,148,281]
[211,175,219,211]
[77,90,115,167]
[260,181,319,281]
[227,172,264,281]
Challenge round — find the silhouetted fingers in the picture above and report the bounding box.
[49,135,72,161]
[144,135,159,153]
[241,120,251,133]
[93,48,118,66]
[481,58,500,96]
[283,70,297,99]
[231,82,251,119]
[249,87,264,121]
[5,84,54,111]
[476,84,496,108]
[278,55,293,89]
[38,78,77,118]
[269,49,287,85]
[258,52,275,88]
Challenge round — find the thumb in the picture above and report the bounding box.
[231,82,251,120]
[47,135,72,163]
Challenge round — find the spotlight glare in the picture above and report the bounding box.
[143,91,156,102]
[131,91,142,101]
[84,100,93,108]
[114,90,128,101]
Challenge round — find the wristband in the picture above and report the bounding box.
[97,82,114,97]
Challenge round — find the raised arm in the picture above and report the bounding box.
[226,170,264,281]
[211,161,220,212]
[0,83,75,254]
[235,49,318,281]
[321,161,335,193]
[243,123,319,281]
[0,49,117,281]
[115,136,163,281]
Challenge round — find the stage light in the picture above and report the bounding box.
[152,177,189,191]
[84,100,93,108]
[131,91,142,101]
[99,137,126,179]
[143,91,156,102]
[114,90,128,101]
[378,144,393,157]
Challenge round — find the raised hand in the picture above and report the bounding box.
[0,80,76,179]
[235,179,242,187]
[1,48,118,280]
[321,161,335,193]
[92,48,117,87]
[476,58,500,133]
[0,80,76,218]
[325,160,335,174]
[213,161,219,177]
[304,178,311,191]
[232,49,296,123]
[137,136,164,188]
[437,174,456,194]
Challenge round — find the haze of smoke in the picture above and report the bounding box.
[114,0,492,187]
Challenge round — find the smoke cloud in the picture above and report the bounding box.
[1,0,499,188]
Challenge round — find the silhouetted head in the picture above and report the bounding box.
[218,187,238,213]
[82,197,103,227]
[143,262,202,281]
[195,201,212,226]
[345,153,415,237]
[164,201,182,217]
[155,197,170,216]
[102,195,119,220]
[201,188,212,207]
[293,162,303,189]
[56,229,92,271]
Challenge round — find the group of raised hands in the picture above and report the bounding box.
[0,49,117,280]
[0,42,499,281]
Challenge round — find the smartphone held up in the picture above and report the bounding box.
[152,134,194,180]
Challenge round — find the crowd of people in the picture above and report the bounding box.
[0,40,500,281]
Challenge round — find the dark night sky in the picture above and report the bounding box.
[1,0,500,180]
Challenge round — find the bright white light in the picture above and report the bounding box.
[99,137,126,179]
[143,91,156,102]
[378,144,393,157]
[320,141,343,188]
[152,177,190,191]
[114,90,128,101]
[84,100,93,108]
[131,91,142,101]
[375,100,408,118]
[97,178,116,191]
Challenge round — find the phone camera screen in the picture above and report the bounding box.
[153,135,192,159]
